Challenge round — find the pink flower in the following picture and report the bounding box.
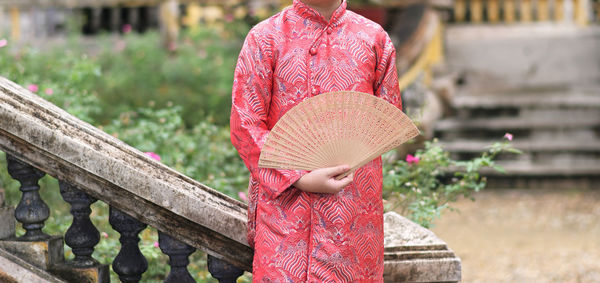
[115,40,127,52]
[504,133,514,141]
[168,42,177,52]
[406,154,420,165]
[238,191,248,202]
[44,88,53,95]
[101,232,109,238]
[27,84,39,93]
[144,152,161,161]
[122,24,132,34]
[0,39,7,48]
[153,241,159,248]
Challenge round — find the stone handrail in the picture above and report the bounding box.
[0,76,254,270]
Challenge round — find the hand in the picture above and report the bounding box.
[293,165,354,194]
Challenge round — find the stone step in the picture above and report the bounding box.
[452,90,600,120]
[435,116,600,132]
[453,90,600,110]
[439,139,600,153]
[0,247,67,283]
[479,160,600,176]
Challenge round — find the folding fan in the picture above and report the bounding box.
[258,91,420,178]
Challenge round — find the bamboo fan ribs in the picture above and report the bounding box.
[258,91,419,176]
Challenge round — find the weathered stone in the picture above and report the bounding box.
[383,212,461,282]
[0,247,66,283]
[446,25,600,91]
[51,262,109,283]
[0,236,64,270]
[0,206,15,239]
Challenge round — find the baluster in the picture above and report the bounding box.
[6,155,49,241]
[488,0,500,22]
[504,0,517,22]
[454,0,466,21]
[554,0,565,22]
[207,254,244,283]
[158,231,196,283]
[521,0,533,21]
[537,0,550,20]
[573,0,588,25]
[110,7,120,32]
[109,207,148,283]
[470,0,484,22]
[10,7,20,41]
[59,181,100,267]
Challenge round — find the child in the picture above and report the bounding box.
[230,0,401,281]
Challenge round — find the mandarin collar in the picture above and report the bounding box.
[293,0,347,26]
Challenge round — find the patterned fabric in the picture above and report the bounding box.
[230,0,401,281]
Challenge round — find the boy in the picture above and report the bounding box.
[230,0,401,281]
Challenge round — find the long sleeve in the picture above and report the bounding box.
[230,30,306,200]
[373,31,402,111]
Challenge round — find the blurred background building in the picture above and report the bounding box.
[0,0,598,188]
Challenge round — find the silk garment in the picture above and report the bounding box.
[230,1,402,281]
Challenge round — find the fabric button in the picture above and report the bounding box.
[326,27,333,34]
[309,47,317,55]
[311,86,319,95]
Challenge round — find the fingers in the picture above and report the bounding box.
[322,164,351,177]
[295,166,354,194]
[334,172,354,188]
[330,171,353,192]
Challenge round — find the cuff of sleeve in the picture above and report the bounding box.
[263,169,308,199]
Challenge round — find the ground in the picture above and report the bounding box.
[431,187,600,283]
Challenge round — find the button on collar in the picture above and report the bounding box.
[309,47,317,55]
[311,86,319,96]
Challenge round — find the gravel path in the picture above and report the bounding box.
[431,188,600,283]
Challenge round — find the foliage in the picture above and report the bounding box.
[383,138,521,228]
[92,26,247,127]
[102,104,248,196]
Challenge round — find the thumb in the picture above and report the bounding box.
[323,164,351,177]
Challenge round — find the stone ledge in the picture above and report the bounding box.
[0,247,66,283]
[0,235,64,270]
[384,257,461,283]
[383,212,461,282]
[51,262,110,283]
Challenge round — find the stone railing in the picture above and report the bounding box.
[451,0,596,25]
[0,76,461,282]
[0,76,251,282]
